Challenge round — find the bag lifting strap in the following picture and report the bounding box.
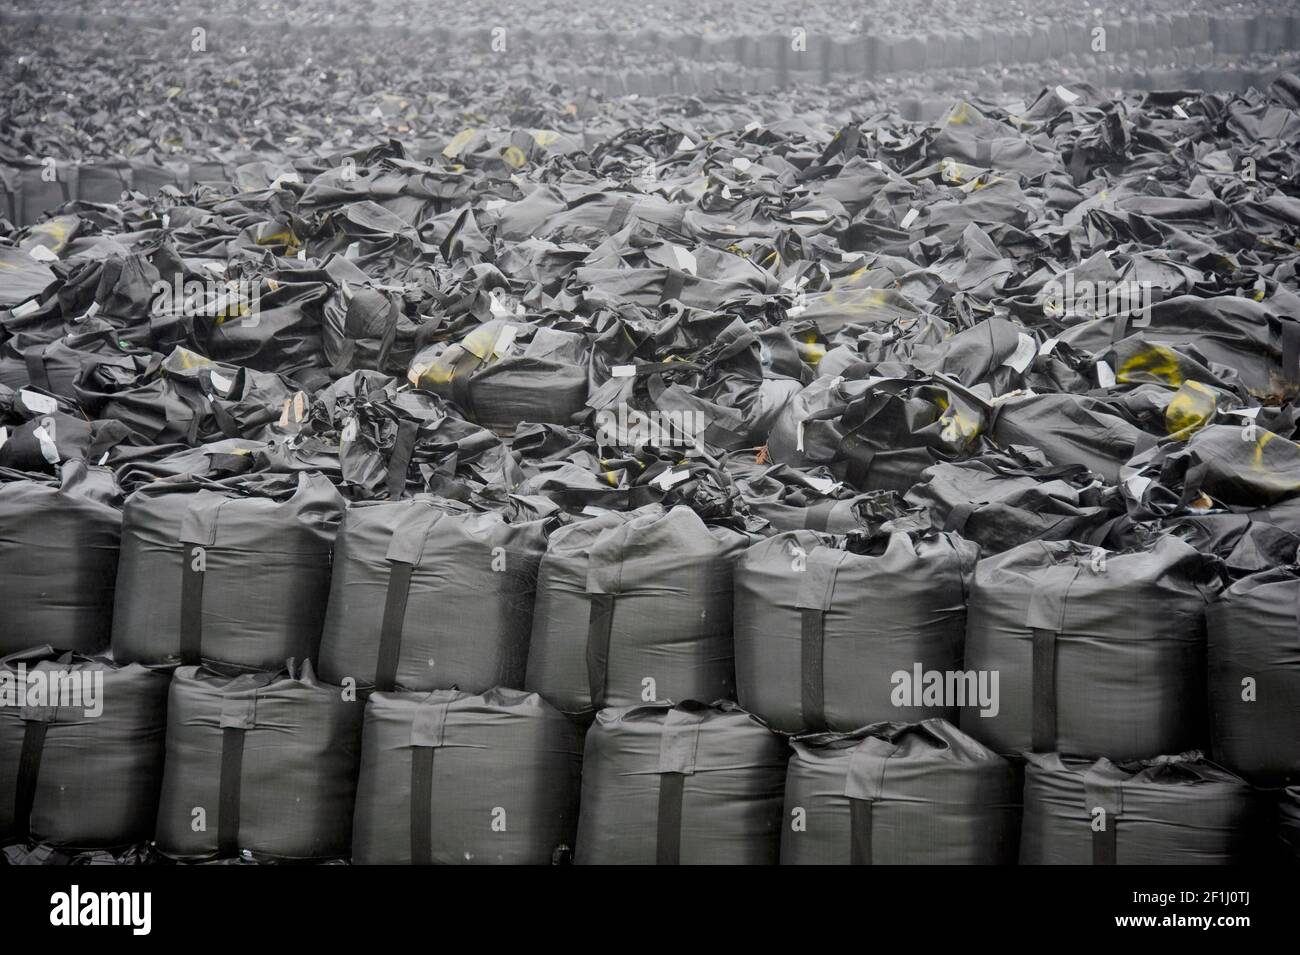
[409,699,451,866]
[844,735,899,865]
[178,492,229,666]
[1083,764,1124,866]
[796,548,847,733]
[585,594,616,711]
[13,706,55,840]
[655,708,705,865]
[23,349,51,391]
[217,694,256,857]
[1282,321,1300,385]
[1025,561,1081,754]
[659,268,687,306]
[1031,628,1058,753]
[376,508,445,691]
[386,419,421,500]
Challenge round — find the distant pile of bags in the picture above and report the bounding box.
[4,66,1300,863]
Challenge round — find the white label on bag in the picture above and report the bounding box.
[1004,333,1037,373]
[611,365,637,378]
[1055,85,1080,104]
[1095,361,1117,388]
[670,244,697,275]
[492,324,519,358]
[1172,104,1189,119]
[1223,406,1261,420]
[341,418,358,443]
[0,426,7,450]
[98,451,109,465]
[20,390,57,415]
[85,301,100,317]
[27,244,58,262]
[1038,337,1060,356]
[33,425,60,465]
[345,242,360,260]
[652,467,690,490]
[12,299,40,318]
[796,419,806,452]
[899,208,919,229]
[209,371,233,395]
[678,135,696,151]
[731,157,752,173]
[1125,473,1152,500]
[297,250,306,260]
[805,475,838,494]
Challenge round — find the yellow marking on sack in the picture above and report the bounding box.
[1164,381,1216,438]
[1118,344,1183,388]
[442,129,478,158]
[501,145,528,169]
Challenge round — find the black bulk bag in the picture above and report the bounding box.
[961,536,1213,760]
[111,472,344,670]
[0,648,169,848]
[525,504,748,718]
[0,462,121,655]
[351,687,582,865]
[154,662,364,862]
[318,496,553,692]
[780,720,1020,865]
[1020,752,1258,865]
[575,701,787,865]
[733,528,977,733]
[407,320,590,432]
[1281,788,1300,863]
[1207,567,1300,785]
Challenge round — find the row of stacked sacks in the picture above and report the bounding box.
[2,469,1298,862]
[5,5,1299,73]
[0,656,1290,865]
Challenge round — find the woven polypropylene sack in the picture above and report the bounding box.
[526,504,748,717]
[0,649,169,848]
[0,464,120,655]
[1207,568,1300,785]
[154,662,363,861]
[1020,752,1258,865]
[318,497,550,692]
[351,687,582,864]
[111,472,344,669]
[961,536,1213,760]
[575,702,786,865]
[780,720,1020,865]
[733,529,976,733]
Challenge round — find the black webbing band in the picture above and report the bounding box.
[217,726,246,856]
[1031,628,1058,753]
[655,772,685,865]
[1283,322,1300,384]
[586,593,616,711]
[386,420,420,500]
[849,798,873,865]
[179,545,206,665]
[800,607,827,732]
[660,268,687,305]
[1092,822,1118,865]
[376,562,414,691]
[14,719,50,840]
[410,746,435,866]
[23,350,50,391]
